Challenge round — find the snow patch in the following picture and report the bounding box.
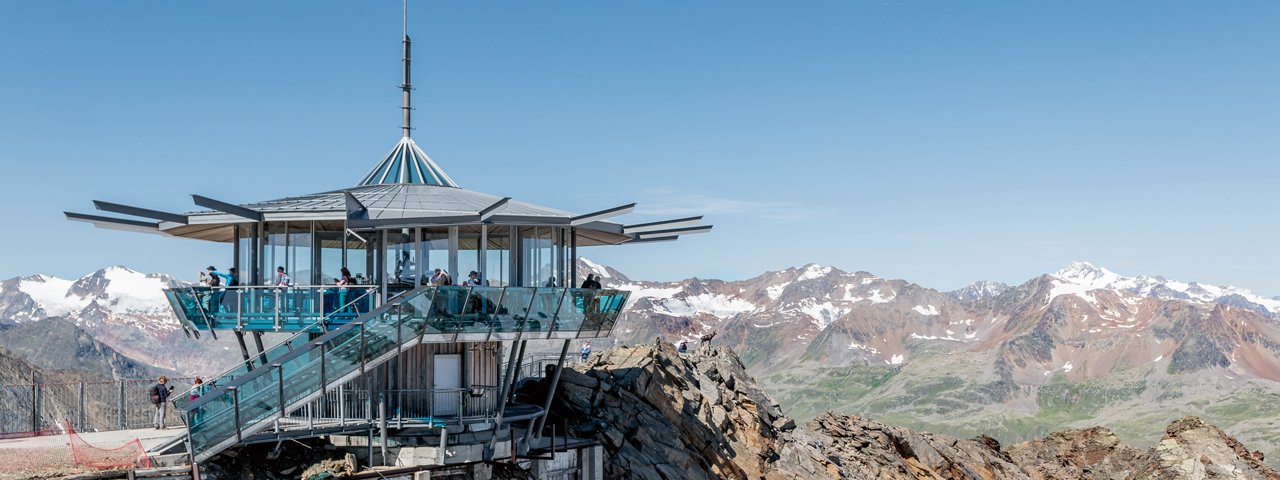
[1062,361,1073,373]
[102,267,169,313]
[912,305,940,316]
[797,299,850,330]
[579,258,610,278]
[887,354,904,365]
[766,282,791,301]
[798,264,832,281]
[654,293,755,319]
[18,276,86,317]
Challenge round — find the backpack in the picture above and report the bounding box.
[149,385,162,404]
[208,274,221,287]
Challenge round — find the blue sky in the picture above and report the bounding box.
[1,1,1278,293]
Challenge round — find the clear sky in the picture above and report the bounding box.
[1,1,1278,294]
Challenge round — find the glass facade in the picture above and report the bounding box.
[233,222,571,296]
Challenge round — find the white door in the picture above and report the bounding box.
[433,354,462,417]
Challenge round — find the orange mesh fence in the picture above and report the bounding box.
[65,420,153,470]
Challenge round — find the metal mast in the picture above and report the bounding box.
[401,0,413,139]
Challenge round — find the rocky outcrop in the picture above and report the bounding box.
[1007,426,1149,479]
[805,413,1029,479]
[532,343,827,479]
[534,344,1280,480]
[1139,417,1278,479]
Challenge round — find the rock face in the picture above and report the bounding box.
[536,344,1280,480]
[534,343,827,479]
[804,413,1030,479]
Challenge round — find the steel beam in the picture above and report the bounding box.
[93,200,188,224]
[192,195,263,222]
[570,203,636,226]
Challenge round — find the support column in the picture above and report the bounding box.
[234,331,252,369]
[569,227,577,287]
[487,338,524,457]
[253,332,268,367]
[530,339,571,441]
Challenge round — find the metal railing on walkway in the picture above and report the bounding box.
[0,377,197,438]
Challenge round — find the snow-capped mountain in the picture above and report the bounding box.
[0,267,240,375]
[947,281,1011,302]
[1048,261,1280,316]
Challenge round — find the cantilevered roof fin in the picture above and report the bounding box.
[93,200,188,224]
[192,195,264,222]
[571,203,636,226]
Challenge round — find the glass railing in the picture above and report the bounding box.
[162,286,379,332]
[176,285,629,463]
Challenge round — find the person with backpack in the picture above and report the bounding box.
[205,266,231,313]
[150,376,175,429]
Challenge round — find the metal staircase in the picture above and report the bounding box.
[169,285,629,463]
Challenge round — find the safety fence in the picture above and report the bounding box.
[0,377,198,437]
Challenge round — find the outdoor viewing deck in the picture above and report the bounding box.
[164,285,629,339]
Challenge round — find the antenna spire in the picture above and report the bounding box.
[401,0,412,138]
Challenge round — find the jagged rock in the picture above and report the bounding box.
[1135,417,1280,480]
[1007,426,1146,479]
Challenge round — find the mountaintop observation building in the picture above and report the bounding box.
[64,19,711,476]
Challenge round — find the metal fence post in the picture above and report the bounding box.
[77,382,86,431]
[29,371,38,433]
[118,381,126,430]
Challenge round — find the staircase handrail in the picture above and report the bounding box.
[171,286,381,410]
[181,285,419,414]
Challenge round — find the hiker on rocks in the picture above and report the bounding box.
[678,340,688,354]
[580,340,592,363]
[150,376,175,429]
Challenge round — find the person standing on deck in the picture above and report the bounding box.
[274,266,290,286]
[150,376,174,429]
[337,267,354,313]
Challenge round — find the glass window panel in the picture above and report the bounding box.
[520,227,556,287]
[458,226,481,286]
[484,228,510,287]
[288,223,312,285]
[265,223,288,286]
[318,231,344,285]
[384,156,403,183]
[421,229,450,285]
[385,229,417,296]
[346,230,376,287]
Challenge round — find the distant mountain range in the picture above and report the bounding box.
[577,259,1280,465]
[2,260,1278,464]
[0,267,241,377]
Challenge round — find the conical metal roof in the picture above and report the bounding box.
[357,137,458,187]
